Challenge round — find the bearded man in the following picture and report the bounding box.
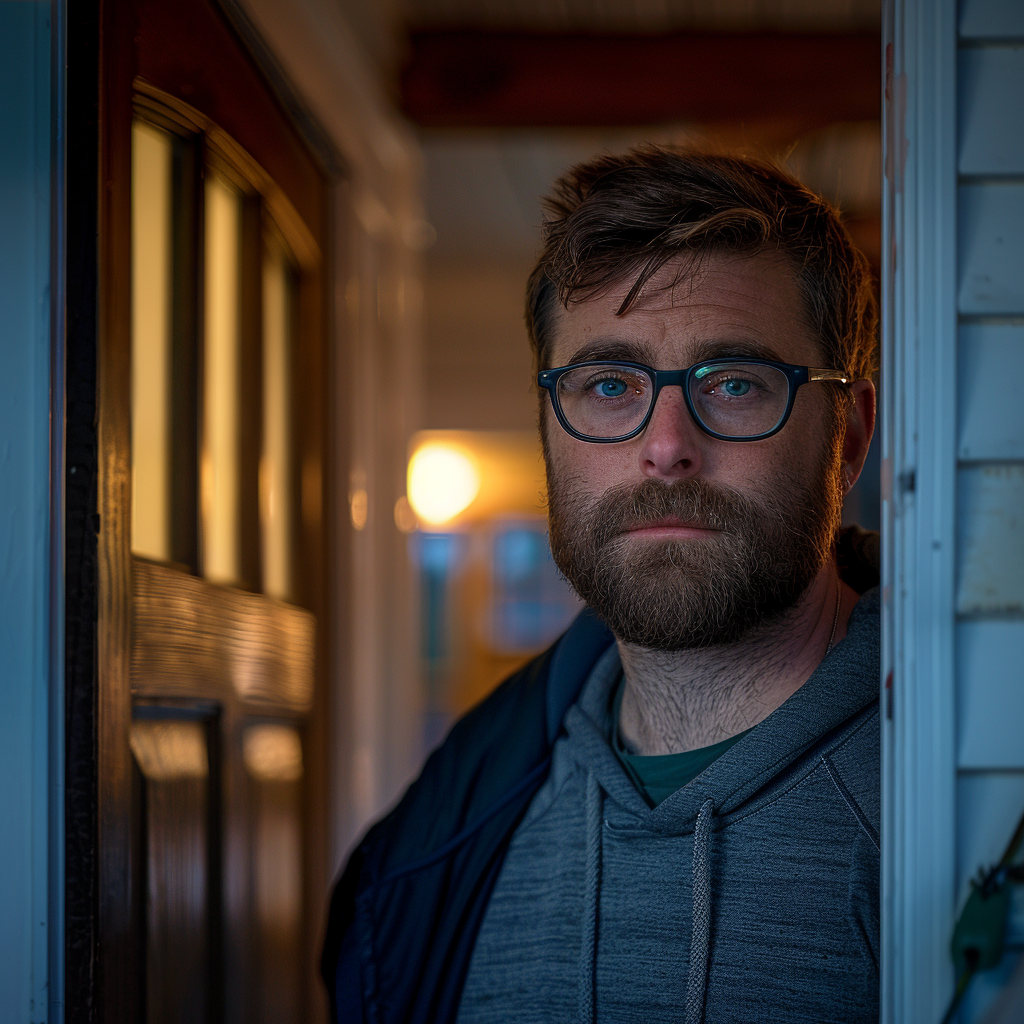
[322,147,881,1024]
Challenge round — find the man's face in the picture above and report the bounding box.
[543,252,847,650]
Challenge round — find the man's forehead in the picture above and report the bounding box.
[548,251,820,366]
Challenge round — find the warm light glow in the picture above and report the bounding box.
[261,245,294,601]
[202,173,241,584]
[394,495,417,533]
[350,488,368,530]
[130,720,208,781]
[244,724,302,782]
[407,442,480,526]
[130,120,173,562]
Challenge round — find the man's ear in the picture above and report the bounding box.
[841,380,876,494]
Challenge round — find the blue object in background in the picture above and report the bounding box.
[491,520,581,654]
[411,531,466,749]
[415,532,463,675]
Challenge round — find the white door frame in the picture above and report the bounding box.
[881,1,959,1021]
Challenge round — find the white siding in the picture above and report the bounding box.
[956,464,1024,615]
[956,621,1024,769]
[958,324,1024,460]
[885,1,1024,1020]
[959,47,1024,174]
[954,1,1024,1016]
[959,0,1024,40]
[958,184,1024,314]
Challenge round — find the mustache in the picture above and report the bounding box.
[572,477,778,550]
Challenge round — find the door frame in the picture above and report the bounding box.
[881,0,959,1021]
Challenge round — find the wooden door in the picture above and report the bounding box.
[91,1,332,1020]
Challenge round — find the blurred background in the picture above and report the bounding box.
[374,0,882,747]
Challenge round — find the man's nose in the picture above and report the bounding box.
[637,385,705,480]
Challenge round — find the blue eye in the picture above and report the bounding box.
[721,379,751,397]
[596,379,628,397]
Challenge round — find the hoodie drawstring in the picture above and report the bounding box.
[578,785,714,1024]
[686,798,714,1024]
[578,772,603,1024]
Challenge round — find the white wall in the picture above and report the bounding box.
[235,0,427,867]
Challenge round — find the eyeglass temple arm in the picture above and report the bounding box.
[808,368,850,384]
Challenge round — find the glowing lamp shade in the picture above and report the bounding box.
[407,442,480,526]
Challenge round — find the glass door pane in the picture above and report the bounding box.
[131,120,174,562]
[202,173,243,585]
[260,245,296,601]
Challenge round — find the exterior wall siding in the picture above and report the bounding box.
[955,0,1024,1018]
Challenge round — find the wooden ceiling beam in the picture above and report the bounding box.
[401,30,881,130]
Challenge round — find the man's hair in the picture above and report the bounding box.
[525,146,878,385]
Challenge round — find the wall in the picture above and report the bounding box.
[883,0,1024,1020]
[953,0,1024,1017]
[235,0,426,872]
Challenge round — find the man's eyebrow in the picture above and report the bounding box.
[564,338,656,365]
[689,338,786,364]
[563,337,788,368]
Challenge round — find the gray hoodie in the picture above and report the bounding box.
[457,589,880,1024]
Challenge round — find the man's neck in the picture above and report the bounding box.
[616,567,861,755]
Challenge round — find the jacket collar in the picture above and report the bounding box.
[545,607,615,744]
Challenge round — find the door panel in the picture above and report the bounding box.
[245,723,304,1024]
[131,713,218,1024]
[131,562,314,711]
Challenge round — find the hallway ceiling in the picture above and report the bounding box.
[401,0,880,32]
[419,120,881,265]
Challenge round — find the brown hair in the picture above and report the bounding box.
[525,145,878,385]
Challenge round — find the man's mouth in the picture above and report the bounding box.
[621,517,723,540]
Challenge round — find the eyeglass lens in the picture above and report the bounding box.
[554,362,792,439]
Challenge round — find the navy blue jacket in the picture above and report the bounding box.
[320,609,615,1024]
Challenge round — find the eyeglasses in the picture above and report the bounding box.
[537,358,849,443]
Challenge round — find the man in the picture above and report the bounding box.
[322,147,880,1024]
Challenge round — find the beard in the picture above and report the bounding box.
[546,448,844,651]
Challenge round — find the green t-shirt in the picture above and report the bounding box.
[611,678,752,807]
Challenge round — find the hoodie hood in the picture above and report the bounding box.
[563,586,880,834]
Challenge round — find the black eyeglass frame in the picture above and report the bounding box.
[537,358,850,443]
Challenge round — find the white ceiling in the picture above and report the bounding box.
[421,128,675,263]
[420,122,881,264]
